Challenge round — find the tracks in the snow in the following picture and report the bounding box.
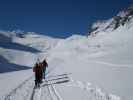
[4,75,34,100]
[3,73,121,100]
[3,73,69,100]
[30,75,69,100]
[30,86,36,100]
[46,81,62,100]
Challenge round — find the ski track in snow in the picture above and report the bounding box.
[40,78,64,100]
[4,75,34,100]
[29,75,66,100]
[62,77,121,100]
[3,73,121,100]
[49,83,63,100]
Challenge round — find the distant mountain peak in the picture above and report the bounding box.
[89,4,133,36]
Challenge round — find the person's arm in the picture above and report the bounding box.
[33,66,35,72]
[46,62,48,67]
[33,63,37,72]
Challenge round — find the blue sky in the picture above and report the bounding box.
[0,0,131,38]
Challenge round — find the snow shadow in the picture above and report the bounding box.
[0,41,40,53]
[0,34,11,42]
[0,56,31,73]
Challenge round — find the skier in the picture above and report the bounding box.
[41,59,48,80]
[33,62,42,87]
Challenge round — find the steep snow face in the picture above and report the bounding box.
[89,5,133,36]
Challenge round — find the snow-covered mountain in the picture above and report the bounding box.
[0,31,60,99]
[0,4,133,100]
[0,31,59,72]
[46,5,133,100]
[89,4,133,36]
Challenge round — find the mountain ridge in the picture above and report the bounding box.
[89,4,133,36]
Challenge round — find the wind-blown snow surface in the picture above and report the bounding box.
[1,18,133,100]
[48,24,133,100]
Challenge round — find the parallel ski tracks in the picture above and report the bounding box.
[30,73,70,100]
[50,84,62,100]
[3,73,70,100]
[3,72,120,100]
[43,80,63,100]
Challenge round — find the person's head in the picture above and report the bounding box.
[35,63,39,67]
[42,59,46,64]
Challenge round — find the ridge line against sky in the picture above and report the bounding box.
[0,0,132,38]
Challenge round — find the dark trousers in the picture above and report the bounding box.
[35,73,42,87]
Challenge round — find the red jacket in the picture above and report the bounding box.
[33,63,42,74]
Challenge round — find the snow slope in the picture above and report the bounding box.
[0,26,132,100]
[0,32,59,68]
[48,26,133,100]
[1,5,133,100]
[1,30,124,100]
[46,8,133,100]
[0,31,59,99]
